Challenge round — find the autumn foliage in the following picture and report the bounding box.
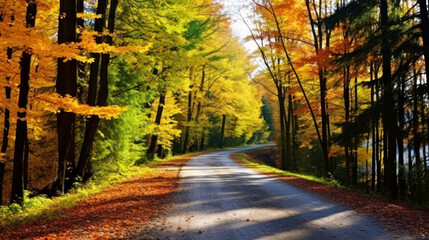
[0,0,267,206]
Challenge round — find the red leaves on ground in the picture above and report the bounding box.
[233,154,429,238]
[0,156,195,240]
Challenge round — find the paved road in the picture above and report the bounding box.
[134,146,413,240]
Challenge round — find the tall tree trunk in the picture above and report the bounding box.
[397,74,406,198]
[289,93,297,170]
[76,0,107,178]
[200,129,205,151]
[375,70,381,192]
[412,70,422,202]
[147,93,166,159]
[344,67,351,185]
[277,89,287,170]
[77,0,118,178]
[11,2,37,204]
[57,0,77,193]
[370,63,376,191]
[380,0,398,199]
[320,74,330,176]
[182,91,192,153]
[417,0,429,97]
[220,114,226,148]
[352,77,358,185]
[419,76,427,172]
[0,46,12,204]
[285,90,291,170]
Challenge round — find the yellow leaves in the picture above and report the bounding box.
[36,93,128,120]
[77,13,103,20]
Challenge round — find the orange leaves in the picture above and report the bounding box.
[298,48,334,71]
[0,157,193,240]
[36,93,128,119]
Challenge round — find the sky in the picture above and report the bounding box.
[217,0,264,74]
[217,0,258,54]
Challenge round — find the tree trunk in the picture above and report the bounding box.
[77,0,118,178]
[0,46,13,204]
[147,93,166,159]
[320,74,330,176]
[220,114,226,148]
[397,74,406,198]
[157,144,163,158]
[380,0,398,199]
[417,0,429,97]
[285,90,291,170]
[375,70,381,193]
[57,0,77,194]
[370,63,376,191]
[412,70,422,202]
[277,89,287,170]
[200,129,205,151]
[352,77,358,186]
[289,93,297,170]
[76,0,107,178]
[344,67,351,185]
[11,2,37,204]
[182,91,192,153]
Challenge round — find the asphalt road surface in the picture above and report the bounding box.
[134,145,413,240]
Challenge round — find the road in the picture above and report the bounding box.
[134,146,412,240]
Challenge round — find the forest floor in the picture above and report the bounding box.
[233,148,429,239]
[0,154,197,240]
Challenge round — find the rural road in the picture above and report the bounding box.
[135,145,411,240]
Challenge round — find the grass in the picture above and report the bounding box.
[0,151,204,230]
[232,151,337,186]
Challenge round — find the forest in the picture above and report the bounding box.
[0,0,269,206]
[0,0,428,211]
[242,0,429,204]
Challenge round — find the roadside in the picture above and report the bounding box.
[0,153,199,240]
[232,149,429,239]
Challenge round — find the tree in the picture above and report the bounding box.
[11,0,37,204]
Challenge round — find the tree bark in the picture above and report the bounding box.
[417,0,429,97]
[375,69,381,192]
[182,90,192,153]
[200,129,205,151]
[344,67,351,185]
[220,114,226,148]
[277,89,287,170]
[380,0,398,199]
[57,0,77,193]
[0,46,13,205]
[77,0,118,178]
[370,63,376,191]
[397,74,406,198]
[352,77,358,185]
[412,70,422,201]
[11,2,37,204]
[147,93,166,159]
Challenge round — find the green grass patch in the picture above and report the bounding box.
[233,152,338,187]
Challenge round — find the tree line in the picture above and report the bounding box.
[246,0,428,204]
[0,0,269,205]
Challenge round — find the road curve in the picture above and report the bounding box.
[134,146,412,240]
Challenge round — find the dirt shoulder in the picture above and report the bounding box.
[232,151,429,239]
[0,155,196,240]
